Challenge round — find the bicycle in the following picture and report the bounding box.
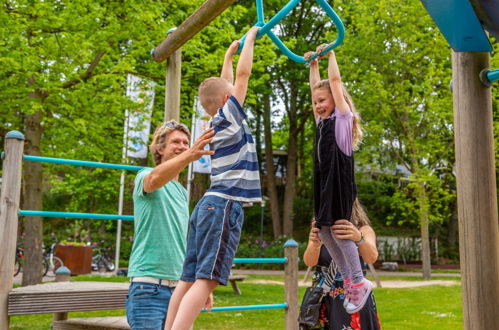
[42,243,64,276]
[92,243,116,272]
[13,245,49,277]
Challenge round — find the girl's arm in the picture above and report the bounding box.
[303,224,322,267]
[304,52,320,122]
[326,50,350,115]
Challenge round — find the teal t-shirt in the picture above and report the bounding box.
[128,168,189,280]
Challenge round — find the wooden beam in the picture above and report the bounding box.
[164,47,182,121]
[0,131,25,329]
[153,0,236,62]
[451,51,499,329]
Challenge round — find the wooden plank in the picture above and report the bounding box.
[451,51,499,329]
[164,48,182,122]
[153,0,236,62]
[53,316,130,330]
[284,240,298,330]
[0,131,25,329]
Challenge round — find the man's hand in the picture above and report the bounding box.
[186,128,215,162]
[226,40,241,57]
[204,293,214,312]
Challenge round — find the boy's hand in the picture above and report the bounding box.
[315,44,332,59]
[226,40,241,57]
[246,26,260,41]
[304,51,318,65]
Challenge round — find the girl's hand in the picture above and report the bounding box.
[331,220,362,242]
[304,51,318,65]
[309,221,321,246]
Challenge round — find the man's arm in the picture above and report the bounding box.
[221,40,240,84]
[233,26,260,106]
[143,129,214,193]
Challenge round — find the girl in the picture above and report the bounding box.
[304,46,371,314]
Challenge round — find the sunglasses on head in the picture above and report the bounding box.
[163,121,188,130]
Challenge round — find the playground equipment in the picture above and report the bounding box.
[234,0,344,63]
[0,131,300,329]
[421,1,499,329]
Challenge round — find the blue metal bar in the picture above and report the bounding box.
[201,303,287,312]
[23,155,145,171]
[233,258,287,264]
[19,210,134,221]
[236,0,345,63]
[487,69,499,83]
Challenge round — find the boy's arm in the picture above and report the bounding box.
[327,50,350,114]
[221,40,241,84]
[233,26,260,106]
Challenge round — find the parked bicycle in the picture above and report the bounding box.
[92,242,115,272]
[42,243,64,276]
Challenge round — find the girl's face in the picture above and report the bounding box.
[312,88,335,120]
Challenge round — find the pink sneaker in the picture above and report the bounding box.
[342,278,352,308]
[345,279,373,314]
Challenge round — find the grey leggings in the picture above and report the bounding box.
[318,226,364,284]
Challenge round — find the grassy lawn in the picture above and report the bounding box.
[10,275,462,330]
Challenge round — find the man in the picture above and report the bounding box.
[125,120,214,330]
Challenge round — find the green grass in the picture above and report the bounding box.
[9,275,463,330]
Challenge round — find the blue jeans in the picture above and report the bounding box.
[180,195,244,286]
[125,282,174,330]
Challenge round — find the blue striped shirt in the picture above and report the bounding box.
[205,96,262,202]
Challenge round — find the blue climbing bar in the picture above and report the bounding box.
[19,210,134,221]
[233,257,288,263]
[23,155,144,171]
[201,303,288,312]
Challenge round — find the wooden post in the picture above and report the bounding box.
[53,266,71,321]
[284,239,298,330]
[164,28,182,122]
[451,51,499,329]
[152,0,236,62]
[0,131,25,329]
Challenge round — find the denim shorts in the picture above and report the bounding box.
[125,282,174,330]
[180,195,244,286]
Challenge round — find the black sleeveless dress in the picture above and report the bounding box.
[316,246,381,330]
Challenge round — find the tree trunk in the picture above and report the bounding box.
[22,109,44,286]
[263,95,281,238]
[282,85,298,237]
[417,180,432,280]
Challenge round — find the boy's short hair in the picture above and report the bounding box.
[199,77,231,112]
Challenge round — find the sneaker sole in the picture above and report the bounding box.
[346,280,373,314]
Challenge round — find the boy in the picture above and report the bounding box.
[165,26,261,330]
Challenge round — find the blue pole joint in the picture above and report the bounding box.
[6,131,25,140]
[480,68,499,87]
[55,266,71,275]
[284,239,299,248]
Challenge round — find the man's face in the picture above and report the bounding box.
[158,130,189,163]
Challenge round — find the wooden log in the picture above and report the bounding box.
[451,51,499,329]
[164,44,182,122]
[0,131,25,330]
[152,0,236,62]
[284,239,298,330]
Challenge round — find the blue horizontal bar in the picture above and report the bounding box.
[19,210,134,221]
[201,303,287,313]
[233,258,287,264]
[23,155,145,171]
[487,69,499,83]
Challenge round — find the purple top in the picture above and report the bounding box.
[316,108,353,156]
